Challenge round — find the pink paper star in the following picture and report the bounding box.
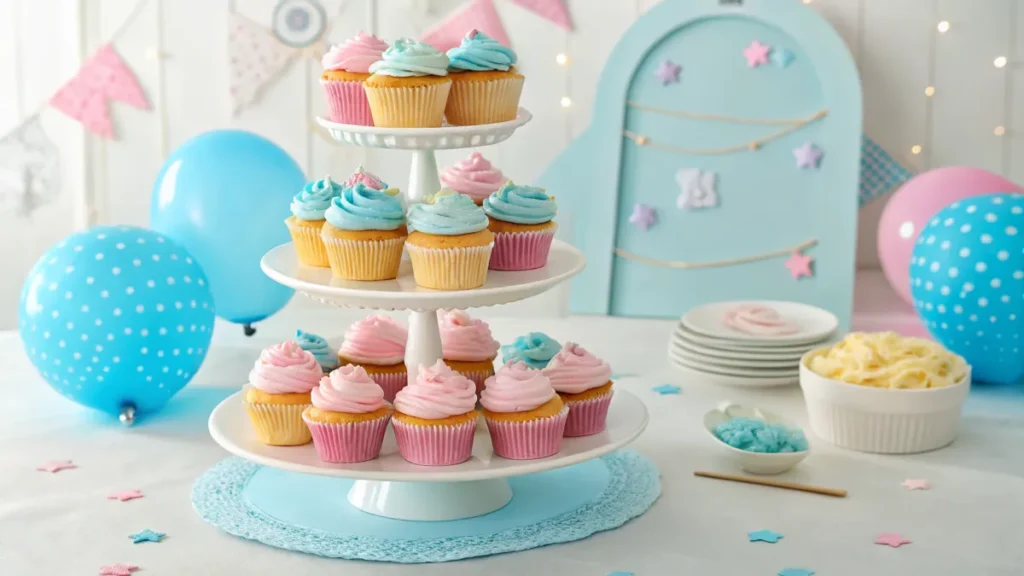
[743,40,771,67]
[655,59,681,85]
[107,489,144,502]
[874,533,911,548]
[36,460,77,473]
[785,251,813,279]
[901,478,931,490]
[794,142,824,169]
[628,203,657,231]
[99,563,139,576]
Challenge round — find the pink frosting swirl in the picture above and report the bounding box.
[311,365,386,413]
[393,360,477,419]
[723,304,799,336]
[321,32,389,73]
[339,315,407,365]
[439,152,506,203]
[481,361,556,413]
[542,342,612,395]
[248,341,323,394]
[439,309,499,362]
[343,166,388,191]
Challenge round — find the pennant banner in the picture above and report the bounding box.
[49,44,150,138]
[859,135,915,207]
[422,0,510,52]
[509,0,572,31]
[0,115,60,216]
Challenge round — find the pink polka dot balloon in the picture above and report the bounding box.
[878,166,1023,304]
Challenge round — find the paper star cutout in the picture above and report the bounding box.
[628,203,657,231]
[99,564,139,576]
[107,489,144,502]
[793,142,823,169]
[785,251,814,279]
[771,48,795,68]
[875,533,912,548]
[778,569,815,576]
[748,529,784,543]
[655,59,681,85]
[129,529,165,544]
[652,384,682,395]
[36,460,76,473]
[676,169,719,210]
[744,40,771,67]
[901,478,931,491]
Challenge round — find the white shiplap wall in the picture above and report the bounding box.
[1,0,1022,328]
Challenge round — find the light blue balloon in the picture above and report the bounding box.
[18,226,216,417]
[151,130,303,327]
[909,193,1024,384]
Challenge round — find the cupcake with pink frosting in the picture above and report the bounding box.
[392,360,478,466]
[481,362,568,459]
[542,342,614,437]
[338,315,408,402]
[342,165,390,192]
[244,341,324,446]
[321,32,389,125]
[440,152,506,205]
[302,365,393,463]
[439,309,499,394]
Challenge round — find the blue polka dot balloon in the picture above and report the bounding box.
[909,193,1024,384]
[18,225,216,420]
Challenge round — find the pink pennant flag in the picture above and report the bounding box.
[49,44,149,139]
[509,0,572,31]
[422,0,510,52]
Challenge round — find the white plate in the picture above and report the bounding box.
[670,360,799,388]
[682,300,839,345]
[669,350,798,378]
[315,108,532,150]
[669,341,802,370]
[673,324,834,353]
[670,331,810,361]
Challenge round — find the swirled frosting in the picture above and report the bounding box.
[290,177,343,221]
[481,361,556,413]
[369,38,449,77]
[394,359,477,419]
[723,304,799,336]
[248,341,323,394]
[542,342,612,395]
[343,165,388,191]
[483,182,557,225]
[324,182,405,231]
[339,315,408,365]
[446,29,517,72]
[439,152,505,203]
[407,190,489,235]
[500,332,561,370]
[322,32,389,73]
[439,309,500,361]
[294,330,338,371]
[311,365,386,413]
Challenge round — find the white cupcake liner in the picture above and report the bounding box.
[244,401,313,446]
[405,242,493,290]
[365,81,451,128]
[445,76,524,126]
[320,234,406,280]
[285,219,330,267]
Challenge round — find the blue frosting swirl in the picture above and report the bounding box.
[483,182,557,225]
[324,183,405,231]
[447,31,517,72]
[369,38,449,77]
[290,177,344,221]
[500,332,561,369]
[713,417,808,453]
[295,329,338,371]
[407,191,489,235]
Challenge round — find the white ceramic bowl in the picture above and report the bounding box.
[703,402,809,475]
[799,347,971,454]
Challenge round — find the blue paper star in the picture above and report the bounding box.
[652,384,682,395]
[771,48,795,68]
[778,569,815,576]
[748,529,784,543]
[129,529,165,544]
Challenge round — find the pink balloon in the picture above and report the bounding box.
[878,166,1023,304]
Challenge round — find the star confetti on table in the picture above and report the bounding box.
[99,564,139,576]
[785,251,814,280]
[628,203,657,231]
[778,569,815,576]
[748,529,785,544]
[901,478,931,491]
[654,59,681,85]
[652,384,682,395]
[129,529,165,544]
[875,533,912,548]
[676,169,719,210]
[107,489,144,502]
[771,47,795,68]
[743,40,771,67]
[36,460,77,473]
[793,142,824,169]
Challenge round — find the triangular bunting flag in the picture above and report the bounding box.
[49,44,149,138]
[422,0,510,52]
[509,0,572,31]
[229,13,300,115]
[859,135,914,207]
[0,115,60,215]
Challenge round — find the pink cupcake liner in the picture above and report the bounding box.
[369,371,407,403]
[563,391,614,437]
[489,228,557,271]
[321,79,374,126]
[485,406,568,460]
[392,417,477,466]
[303,413,391,463]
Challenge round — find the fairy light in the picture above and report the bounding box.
[937,21,950,33]
[560,96,572,108]
[994,56,1008,68]
[555,53,568,66]
[994,126,1006,136]
[925,86,935,97]
[911,145,923,155]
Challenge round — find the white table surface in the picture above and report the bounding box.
[2,311,1022,575]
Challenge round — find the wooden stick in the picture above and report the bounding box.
[693,471,847,498]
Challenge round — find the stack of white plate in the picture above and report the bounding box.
[668,300,839,387]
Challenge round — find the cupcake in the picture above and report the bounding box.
[294,329,338,372]
[444,30,524,125]
[392,360,478,466]
[302,365,393,463]
[481,362,568,459]
[501,332,561,369]
[243,341,323,446]
[286,176,343,267]
[542,343,614,437]
[343,165,389,191]
[337,315,408,402]
[321,32,389,125]
[439,309,499,393]
[321,182,407,280]
[483,182,557,270]
[440,152,505,205]
[406,190,494,290]
[365,38,451,128]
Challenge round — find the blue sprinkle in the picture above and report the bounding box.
[713,417,808,453]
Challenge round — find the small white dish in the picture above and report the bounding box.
[682,300,839,345]
[703,402,809,475]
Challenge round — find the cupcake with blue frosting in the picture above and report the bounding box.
[295,330,339,372]
[483,181,557,270]
[501,332,561,369]
[321,182,407,280]
[445,29,524,126]
[406,189,494,290]
[286,176,344,267]
[365,38,451,127]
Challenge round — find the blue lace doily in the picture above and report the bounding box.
[191,449,661,563]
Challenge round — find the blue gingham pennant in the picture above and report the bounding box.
[860,135,914,207]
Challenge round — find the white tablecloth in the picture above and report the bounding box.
[2,312,1022,575]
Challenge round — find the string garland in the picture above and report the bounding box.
[614,238,817,270]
